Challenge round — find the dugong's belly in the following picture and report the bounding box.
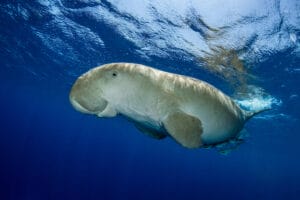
[118,97,244,145]
[181,99,244,145]
[116,103,164,131]
[201,112,243,145]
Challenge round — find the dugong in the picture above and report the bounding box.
[70,63,265,148]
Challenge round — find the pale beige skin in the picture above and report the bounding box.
[70,63,253,148]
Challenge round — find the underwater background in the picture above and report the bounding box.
[0,0,300,199]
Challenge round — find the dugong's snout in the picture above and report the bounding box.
[69,73,108,115]
[69,95,91,114]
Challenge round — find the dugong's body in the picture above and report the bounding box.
[70,63,261,148]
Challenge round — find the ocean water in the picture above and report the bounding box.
[0,0,300,199]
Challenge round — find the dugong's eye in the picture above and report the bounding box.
[111,71,118,78]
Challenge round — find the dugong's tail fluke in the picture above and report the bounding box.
[244,107,271,121]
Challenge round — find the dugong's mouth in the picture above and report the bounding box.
[69,96,108,115]
[70,97,91,114]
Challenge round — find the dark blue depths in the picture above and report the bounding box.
[0,1,300,200]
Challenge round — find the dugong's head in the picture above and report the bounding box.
[70,64,123,115]
[69,63,142,116]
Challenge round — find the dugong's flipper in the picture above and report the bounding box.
[163,111,203,148]
[134,123,167,140]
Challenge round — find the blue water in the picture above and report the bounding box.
[1,1,300,199]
